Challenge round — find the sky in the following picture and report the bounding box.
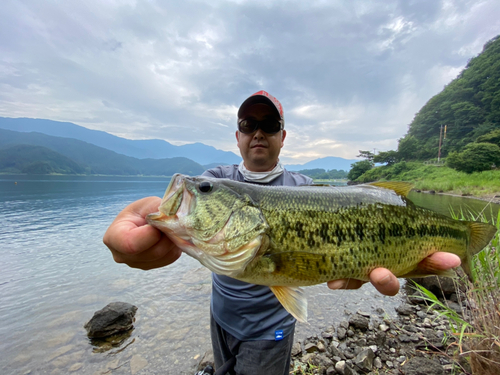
[1,0,500,164]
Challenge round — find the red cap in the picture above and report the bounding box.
[237,90,285,127]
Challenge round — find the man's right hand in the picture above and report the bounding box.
[103,197,182,270]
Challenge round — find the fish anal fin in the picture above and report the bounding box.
[367,181,413,197]
[270,286,308,323]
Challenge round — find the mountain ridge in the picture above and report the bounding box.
[0,117,242,165]
[0,129,205,176]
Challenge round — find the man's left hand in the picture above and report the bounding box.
[326,252,461,296]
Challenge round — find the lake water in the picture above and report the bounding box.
[0,175,498,375]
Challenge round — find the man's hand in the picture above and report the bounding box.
[103,197,182,270]
[327,252,462,296]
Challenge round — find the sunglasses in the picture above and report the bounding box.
[237,118,283,135]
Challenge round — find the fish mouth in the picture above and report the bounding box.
[146,174,194,227]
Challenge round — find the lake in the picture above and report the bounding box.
[0,175,498,375]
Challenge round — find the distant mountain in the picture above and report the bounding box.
[285,156,357,172]
[0,117,242,165]
[0,144,86,174]
[0,129,205,176]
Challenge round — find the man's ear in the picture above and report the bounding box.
[281,130,287,147]
[235,130,240,146]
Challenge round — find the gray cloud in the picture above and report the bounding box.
[1,0,499,163]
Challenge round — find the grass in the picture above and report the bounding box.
[464,210,500,374]
[356,162,500,199]
[411,209,500,375]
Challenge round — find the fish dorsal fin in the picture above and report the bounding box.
[270,286,308,323]
[367,181,413,197]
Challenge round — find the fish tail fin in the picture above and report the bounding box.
[463,222,497,282]
[367,181,414,197]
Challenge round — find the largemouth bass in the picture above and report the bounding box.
[147,174,497,322]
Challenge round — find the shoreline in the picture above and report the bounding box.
[415,189,500,205]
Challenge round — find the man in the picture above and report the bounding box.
[103,91,461,375]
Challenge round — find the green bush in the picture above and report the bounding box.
[446,142,500,173]
[347,160,373,181]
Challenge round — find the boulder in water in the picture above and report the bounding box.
[84,302,137,338]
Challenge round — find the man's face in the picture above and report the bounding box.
[236,103,286,172]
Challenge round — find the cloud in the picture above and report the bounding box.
[1,0,499,163]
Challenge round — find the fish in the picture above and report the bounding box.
[146,174,497,322]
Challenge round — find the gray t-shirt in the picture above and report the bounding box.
[202,164,313,341]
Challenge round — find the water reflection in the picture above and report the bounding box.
[408,190,499,224]
[89,330,135,354]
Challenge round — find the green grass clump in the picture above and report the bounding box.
[412,210,500,375]
[356,162,500,198]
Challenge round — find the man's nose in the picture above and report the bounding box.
[253,129,265,138]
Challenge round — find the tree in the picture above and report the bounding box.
[476,129,500,146]
[446,142,500,173]
[373,150,399,166]
[397,35,500,160]
[397,136,419,161]
[347,160,373,181]
[357,150,375,162]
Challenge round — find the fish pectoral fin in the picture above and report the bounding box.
[399,256,458,279]
[270,286,308,323]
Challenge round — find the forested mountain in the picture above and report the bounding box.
[0,117,241,165]
[0,129,205,176]
[398,35,500,160]
[0,145,87,174]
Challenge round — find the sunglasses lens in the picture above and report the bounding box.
[238,119,281,134]
[260,119,281,134]
[238,119,257,134]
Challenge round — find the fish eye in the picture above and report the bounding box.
[198,181,213,193]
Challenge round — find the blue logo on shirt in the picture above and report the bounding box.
[275,330,284,341]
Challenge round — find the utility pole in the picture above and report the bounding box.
[437,124,443,162]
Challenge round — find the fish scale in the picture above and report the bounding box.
[147,174,497,322]
[239,203,469,286]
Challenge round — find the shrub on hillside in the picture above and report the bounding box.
[347,160,373,181]
[446,142,500,173]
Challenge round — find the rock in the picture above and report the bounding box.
[356,310,371,317]
[305,342,320,353]
[84,302,137,338]
[379,323,389,332]
[337,327,347,340]
[291,342,302,356]
[310,353,334,369]
[401,357,443,375]
[396,304,414,316]
[447,301,462,314]
[335,360,346,374]
[344,364,359,375]
[410,276,457,298]
[317,340,327,352]
[353,348,375,371]
[349,314,370,330]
